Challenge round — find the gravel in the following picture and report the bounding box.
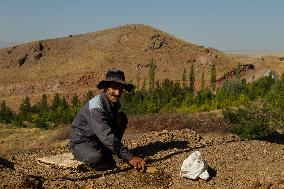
[1,128,284,189]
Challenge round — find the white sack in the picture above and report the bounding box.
[180,151,210,180]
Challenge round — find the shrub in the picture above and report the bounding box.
[51,93,61,111]
[195,89,212,106]
[180,93,195,108]
[210,63,216,92]
[223,100,275,139]
[148,59,156,91]
[19,97,32,117]
[264,80,284,129]
[189,64,195,93]
[247,76,275,99]
[217,80,246,99]
[178,104,198,113]
[0,100,14,124]
[31,114,49,129]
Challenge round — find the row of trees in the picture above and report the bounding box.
[121,71,283,113]
[121,70,284,139]
[0,91,94,129]
[136,59,217,93]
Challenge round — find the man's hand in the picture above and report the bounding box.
[129,156,146,172]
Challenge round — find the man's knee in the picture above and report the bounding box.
[82,151,103,165]
[72,146,116,169]
[71,144,103,166]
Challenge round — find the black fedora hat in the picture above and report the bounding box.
[97,69,134,92]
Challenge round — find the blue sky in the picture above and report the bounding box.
[0,0,284,52]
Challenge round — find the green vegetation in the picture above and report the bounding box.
[0,92,88,129]
[236,63,241,80]
[210,63,216,92]
[223,100,275,139]
[0,62,283,140]
[148,58,156,91]
[182,66,187,88]
[189,64,195,93]
[0,100,14,124]
[201,71,205,90]
[136,66,141,89]
[279,57,284,61]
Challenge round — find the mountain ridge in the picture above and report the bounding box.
[0,24,250,108]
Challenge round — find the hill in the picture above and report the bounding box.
[1,24,284,109]
[0,24,237,108]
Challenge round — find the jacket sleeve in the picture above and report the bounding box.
[88,108,133,161]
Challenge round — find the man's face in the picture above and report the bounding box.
[105,83,124,103]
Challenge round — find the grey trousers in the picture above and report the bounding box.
[71,142,117,169]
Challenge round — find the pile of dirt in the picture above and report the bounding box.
[127,111,229,134]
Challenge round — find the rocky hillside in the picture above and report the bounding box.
[0,24,237,108]
[1,24,283,109]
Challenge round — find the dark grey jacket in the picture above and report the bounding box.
[69,92,133,161]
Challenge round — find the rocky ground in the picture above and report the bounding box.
[1,112,284,189]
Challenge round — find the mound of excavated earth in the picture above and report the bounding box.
[1,128,284,189]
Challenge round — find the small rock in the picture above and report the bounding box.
[146,166,158,173]
[37,153,85,169]
[261,181,271,189]
[250,180,261,189]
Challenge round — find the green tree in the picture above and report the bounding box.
[148,59,156,91]
[182,66,187,88]
[61,96,73,124]
[30,113,49,130]
[19,96,32,117]
[71,94,80,107]
[17,96,33,126]
[0,100,14,124]
[39,94,49,111]
[264,79,284,129]
[142,77,147,91]
[236,63,241,80]
[223,100,275,139]
[189,64,195,93]
[219,80,246,98]
[247,76,275,100]
[51,93,61,111]
[32,94,49,114]
[196,88,212,106]
[210,63,216,92]
[70,94,81,120]
[61,96,69,111]
[180,93,195,108]
[201,71,205,90]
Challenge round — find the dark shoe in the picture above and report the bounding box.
[112,155,124,164]
[89,162,117,171]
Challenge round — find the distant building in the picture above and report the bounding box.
[263,70,278,79]
[257,56,264,62]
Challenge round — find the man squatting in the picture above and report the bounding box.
[69,68,146,171]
